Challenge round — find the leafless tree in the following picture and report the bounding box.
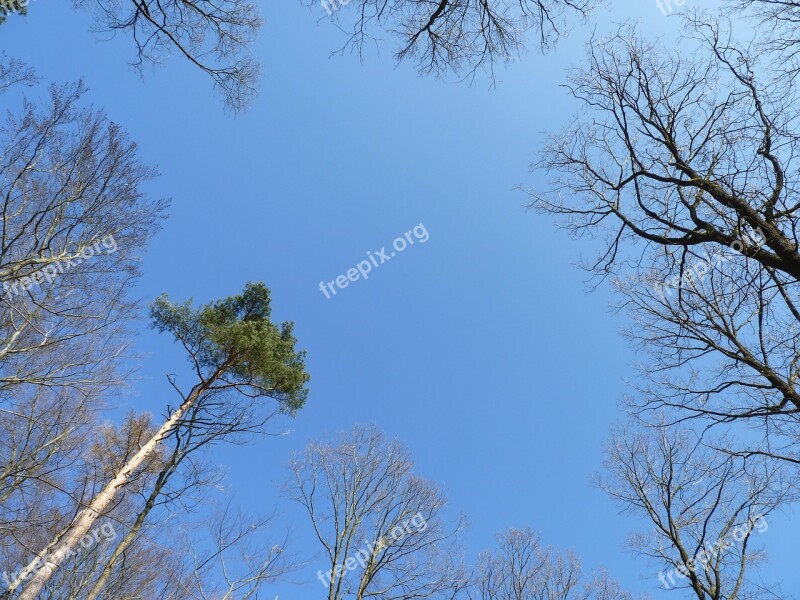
[73,0,262,111]
[0,58,36,93]
[0,411,170,599]
[9,0,595,109]
[529,17,800,461]
[50,496,296,600]
[288,424,468,600]
[727,1,800,79]
[78,392,287,600]
[473,528,583,600]
[599,424,792,600]
[0,59,165,598]
[0,388,93,537]
[174,503,296,600]
[583,571,642,600]
[307,0,593,81]
[0,58,165,397]
[470,528,637,600]
[1,384,292,600]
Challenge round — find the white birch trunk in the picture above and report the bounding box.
[14,380,212,600]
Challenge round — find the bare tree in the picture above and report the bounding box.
[584,571,642,600]
[529,17,800,461]
[175,503,296,600]
[0,59,165,397]
[0,59,165,598]
[288,424,468,600]
[72,0,262,111]
[727,1,800,79]
[311,0,593,81]
[0,388,94,535]
[599,424,792,599]
[0,58,35,92]
[8,0,594,109]
[0,411,170,600]
[471,528,636,600]
[57,496,297,600]
[78,427,215,600]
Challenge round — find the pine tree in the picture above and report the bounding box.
[0,0,27,24]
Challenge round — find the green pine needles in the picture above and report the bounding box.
[0,0,27,24]
[150,282,310,414]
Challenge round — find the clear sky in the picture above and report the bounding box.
[3,0,798,597]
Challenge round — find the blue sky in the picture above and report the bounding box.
[4,0,798,597]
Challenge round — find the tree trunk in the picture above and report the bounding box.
[14,376,216,600]
[83,456,178,600]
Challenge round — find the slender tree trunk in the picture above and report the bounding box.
[83,458,178,600]
[14,375,217,600]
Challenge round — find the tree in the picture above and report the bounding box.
[729,0,800,79]
[288,424,468,600]
[473,528,582,600]
[174,503,296,600]
[72,0,262,112]
[310,0,592,81]
[471,528,636,600]
[599,424,791,599]
[530,17,800,462]
[0,59,165,594]
[0,59,165,397]
[0,58,35,92]
[7,0,593,108]
[1,411,176,600]
[0,1,26,24]
[11,282,310,599]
